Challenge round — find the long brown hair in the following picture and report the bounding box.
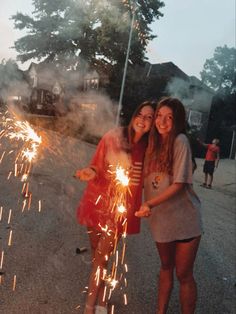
[124,100,156,147]
[146,97,187,175]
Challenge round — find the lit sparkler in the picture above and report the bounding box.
[115,166,129,186]
[105,275,119,291]
[96,165,131,307]
[0,108,43,290]
[7,120,42,163]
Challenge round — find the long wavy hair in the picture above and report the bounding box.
[146,97,187,175]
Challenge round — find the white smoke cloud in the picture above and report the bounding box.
[166,77,214,113]
[57,90,117,139]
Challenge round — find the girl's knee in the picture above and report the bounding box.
[176,270,194,284]
[160,263,174,272]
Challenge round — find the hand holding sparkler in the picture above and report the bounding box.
[74,167,96,181]
[135,203,151,218]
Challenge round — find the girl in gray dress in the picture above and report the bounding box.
[135,97,202,314]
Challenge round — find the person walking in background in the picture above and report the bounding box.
[75,101,155,314]
[135,97,202,314]
[198,138,220,189]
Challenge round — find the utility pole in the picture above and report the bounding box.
[116,7,136,126]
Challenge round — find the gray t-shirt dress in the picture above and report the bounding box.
[144,134,202,243]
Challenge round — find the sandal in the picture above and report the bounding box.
[200,183,206,187]
[207,185,212,189]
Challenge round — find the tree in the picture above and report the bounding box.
[200,45,236,94]
[11,0,164,70]
[0,59,28,102]
[201,46,236,157]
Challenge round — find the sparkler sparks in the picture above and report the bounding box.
[95,194,102,205]
[0,108,43,290]
[1,110,43,211]
[122,0,149,45]
[117,204,127,214]
[0,251,4,269]
[8,120,42,164]
[108,277,119,290]
[115,166,129,186]
[93,165,131,307]
[107,164,130,220]
[12,275,17,291]
[7,209,12,224]
[0,206,3,221]
[8,230,13,246]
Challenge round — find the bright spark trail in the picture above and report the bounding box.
[0,107,43,290]
[92,164,131,309]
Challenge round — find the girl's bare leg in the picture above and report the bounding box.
[155,242,176,314]
[84,230,115,313]
[83,228,101,314]
[175,236,201,314]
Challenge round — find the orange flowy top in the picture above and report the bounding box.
[77,128,147,234]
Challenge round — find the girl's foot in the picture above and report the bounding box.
[200,183,206,187]
[207,184,212,189]
[84,304,94,314]
[95,305,107,314]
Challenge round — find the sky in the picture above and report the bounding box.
[0,0,235,79]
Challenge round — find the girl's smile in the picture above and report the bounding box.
[155,106,173,137]
[133,105,154,136]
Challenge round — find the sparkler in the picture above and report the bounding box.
[3,112,42,160]
[1,109,42,204]
[0,108,43,290]
[95,164,131,308]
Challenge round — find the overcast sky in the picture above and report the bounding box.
[0,0,235,78]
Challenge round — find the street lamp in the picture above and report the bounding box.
[116,5,136,126]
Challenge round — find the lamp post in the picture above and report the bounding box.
[116,6,136,126]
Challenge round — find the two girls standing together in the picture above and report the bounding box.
[75,97,202,314]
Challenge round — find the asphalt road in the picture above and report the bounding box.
[0,126,235,314]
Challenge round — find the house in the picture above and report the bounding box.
[24,62,65,115]
[122,61,215,143]
[23,60,111,116]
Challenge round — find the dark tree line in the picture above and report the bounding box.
[201,45,236,157]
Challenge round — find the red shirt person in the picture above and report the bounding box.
[198,138,220,188]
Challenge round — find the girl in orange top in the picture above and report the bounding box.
[75,101,154,314]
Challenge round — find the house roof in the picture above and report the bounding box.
[25,61,64,90]
[143,61,214,95]
[144,61,190,81]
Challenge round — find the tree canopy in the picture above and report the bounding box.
[201,46,236,157]
[11,0,164,70]
[200,45,236,94]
